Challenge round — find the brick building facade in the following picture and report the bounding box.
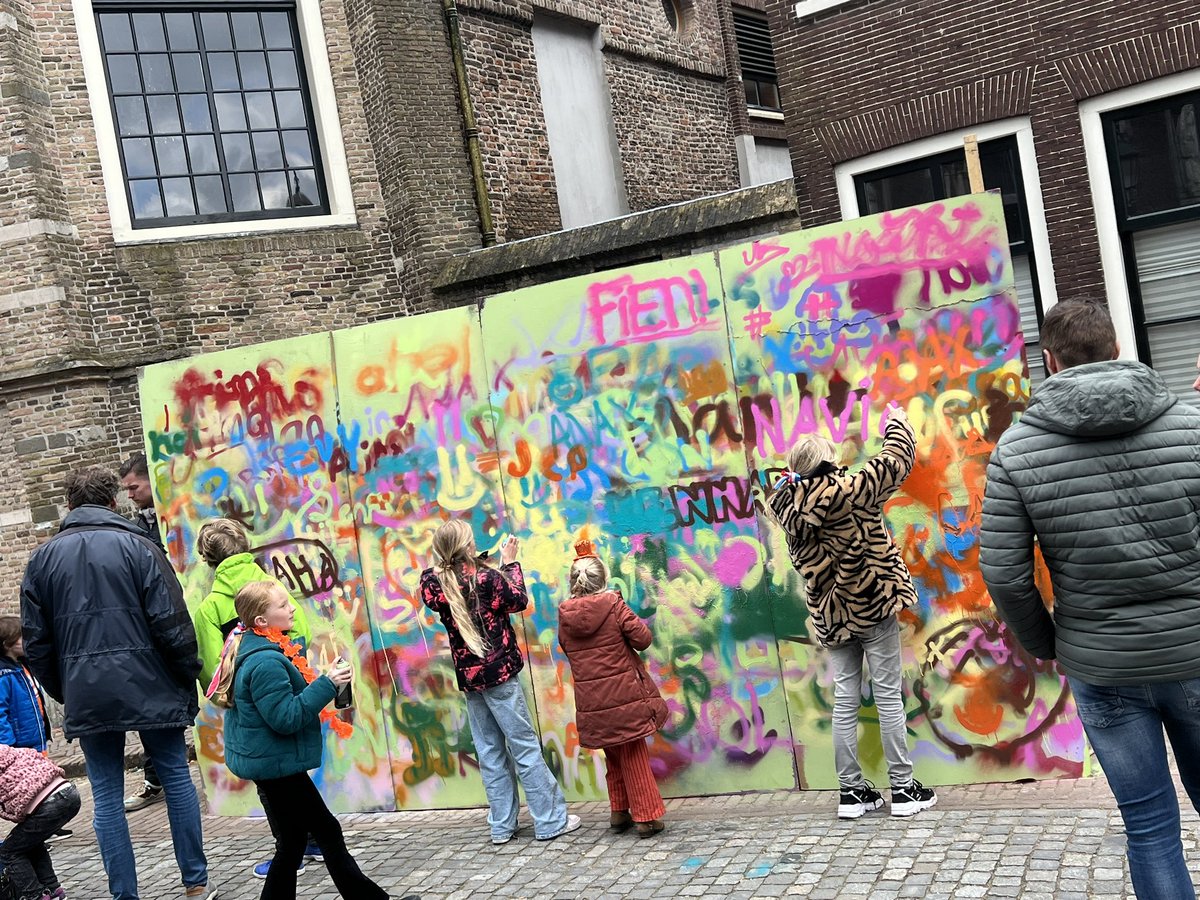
[767,0,1200,391]
[0,0,796,591]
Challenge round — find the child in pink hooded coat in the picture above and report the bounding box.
[0,744,80,899]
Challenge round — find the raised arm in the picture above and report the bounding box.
[846,410,917,510]
[614,591,653,651]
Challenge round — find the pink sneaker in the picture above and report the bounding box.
[44,889,66,899]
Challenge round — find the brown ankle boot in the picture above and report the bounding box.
[610,810,633,832]
[635,819,665,838]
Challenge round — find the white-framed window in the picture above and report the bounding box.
[834,119,1059,386]
[74,0,355,244]
[1081,69,1200,403]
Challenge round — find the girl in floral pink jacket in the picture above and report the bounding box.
[0,744,81,899]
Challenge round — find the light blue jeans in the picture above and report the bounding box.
[79,728,208,899]
[465,678,568,840]
[828,615,915,789]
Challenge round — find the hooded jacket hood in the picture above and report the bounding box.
[559,593,617,640]
[59,505,147,536]
[1021,360,1176,438]
[211,553,272,599]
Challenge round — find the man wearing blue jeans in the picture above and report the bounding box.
[981,298,1200,900]
[20,466,217,900]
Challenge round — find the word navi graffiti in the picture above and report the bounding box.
[139,194,1084,815]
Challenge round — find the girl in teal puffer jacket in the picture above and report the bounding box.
[210,581,387,900]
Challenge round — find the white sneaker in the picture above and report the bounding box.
[123,781,164,811]
[536,813,582,840]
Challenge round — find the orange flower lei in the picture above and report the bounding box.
[254,627,353,739]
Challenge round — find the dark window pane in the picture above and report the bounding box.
[282,130,312,167]
[238,52,270,90]
[172,54,205,92]
[165,13,198,50]
[230,173,261,211]
[132,13,166,51]
[267,51,299,89]
[115,97,149,136]
[260,170,288,209]
[162,177,196,216]
[275,91,305,128]
[1110,99,1200,219]
[232,12,263,50]
[743,81,757,107]
[130,179,164,220]
[155,135,188,176]
[141,54,174,92]
[187,134,219,173]
[288,169,319,207]
[261,12,293,48]
[200,12,232,50]
[99,14,134,52]
[147,95,181,134]
[940,160,971,198]
[245,92,276,129]
[758,82,780,109]
[859,169,936,215]
[106,55,142,94]
[214,93,246,130]
[180,94,212,132]
[252,131,282,169]
[195,175,226,214]
[122,138,157,177]
[207,53,239,91]
[223,133,253,171]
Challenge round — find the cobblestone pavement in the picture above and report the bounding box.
[37,762,1200,899]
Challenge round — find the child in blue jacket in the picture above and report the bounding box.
[0,617,50,754]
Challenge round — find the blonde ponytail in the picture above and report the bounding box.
[209,632,244,709]
[431,520,491,658]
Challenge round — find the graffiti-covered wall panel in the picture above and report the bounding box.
[139,335,396,814]
[332,309,505,808]
[720,197,1083,786]
[139,194,1086,814]
[480,257,797,800]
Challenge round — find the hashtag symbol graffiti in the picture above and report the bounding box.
[743,309,772,340]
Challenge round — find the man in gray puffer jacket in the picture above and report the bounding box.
[980,298,1200,900]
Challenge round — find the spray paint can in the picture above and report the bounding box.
[333,658,353,710]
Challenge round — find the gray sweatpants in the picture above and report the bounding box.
[827,614,914,789]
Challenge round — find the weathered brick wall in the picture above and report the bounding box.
[606,52,738,211]
[764,0,1200,304]
[456,0,740,236]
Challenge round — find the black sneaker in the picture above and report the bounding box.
[837,782,884,820]
[891,779,937,817]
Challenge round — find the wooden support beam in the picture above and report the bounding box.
[963,134,985,193]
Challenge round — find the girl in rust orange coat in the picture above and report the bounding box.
[558,541,669,838]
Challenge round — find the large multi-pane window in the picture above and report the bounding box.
[854,136,1046,384]
[1102,90,1200,402]
[95,4,327,228]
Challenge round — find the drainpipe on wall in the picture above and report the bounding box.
[443,0,497,247]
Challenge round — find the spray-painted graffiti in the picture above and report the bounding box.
[722,199,1082,786]
[140,194,1084,814]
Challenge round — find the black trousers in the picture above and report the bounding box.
[256,773,387,900]
[0,783,81,899]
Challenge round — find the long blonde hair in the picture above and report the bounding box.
[569,557,609,597]
[431,520,491,657]
[209,580,280,709]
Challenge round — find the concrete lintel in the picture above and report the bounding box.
[0,285,65,314]
[435,181,799,291]
[0,219,79,245]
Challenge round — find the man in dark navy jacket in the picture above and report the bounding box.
[20,466,217,900]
